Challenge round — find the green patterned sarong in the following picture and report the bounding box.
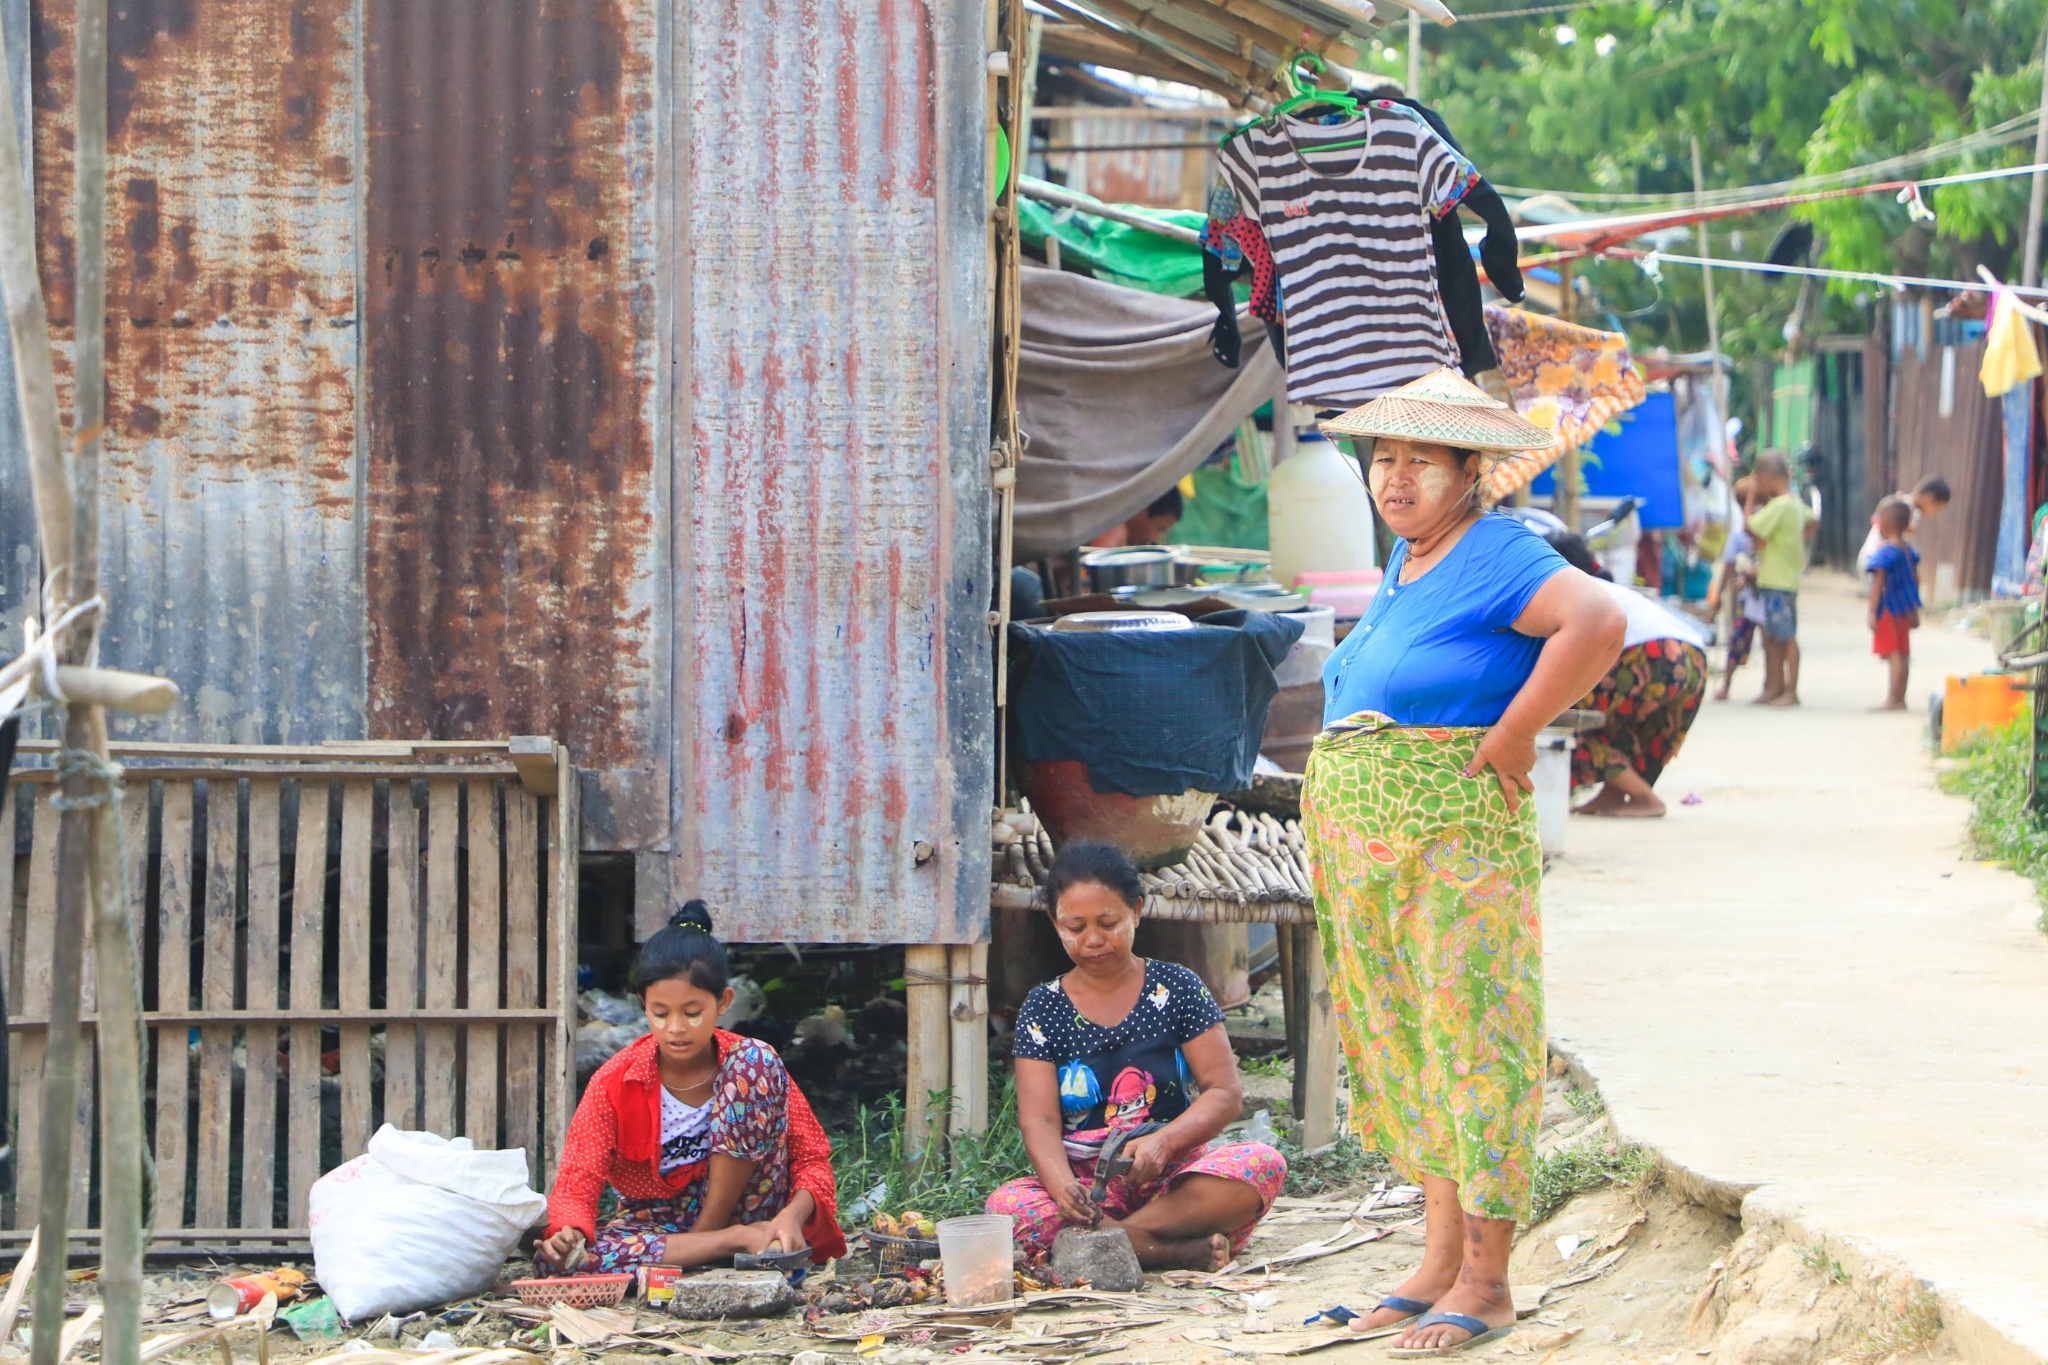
[1300,712,1543,1221]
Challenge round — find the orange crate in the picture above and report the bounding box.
[1941,673,2027,753]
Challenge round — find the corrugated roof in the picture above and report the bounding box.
[1039,0,1413,106]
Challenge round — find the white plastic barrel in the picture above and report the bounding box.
[1269,431,1376,588]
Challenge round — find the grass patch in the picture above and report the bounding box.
[1857,1283,1942,1360]
[834,1079,1033,1229]
[1277,1132,1393,1197]
[1938,717,2048,928]
[1797,1243,1850,1285]
[1240,1052,1293,1078]
[1529,1138,1656,1222]
[1564,1088,1606,1119]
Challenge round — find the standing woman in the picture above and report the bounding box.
[537,902,849,1272]
[1305,370,1623,1353]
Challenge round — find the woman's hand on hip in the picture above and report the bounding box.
[1465,726,1536,814]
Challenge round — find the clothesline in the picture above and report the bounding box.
[1491,111,2043,205]
[1597,246,2048,302]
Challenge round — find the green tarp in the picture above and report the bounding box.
[1019,176,1210,298]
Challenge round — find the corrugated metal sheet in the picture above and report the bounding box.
[1893,338,2003,594]
[1042,116,1205,209]
[362,0,668,849]
[32,0,365,743]
[668,0,993,943]
[6,0,994,942]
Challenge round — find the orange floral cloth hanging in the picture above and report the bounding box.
[1480,305,1647,500]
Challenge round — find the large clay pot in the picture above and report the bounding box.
[1016,758,1214,869]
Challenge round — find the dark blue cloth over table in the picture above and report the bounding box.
[1009,608,1305,798]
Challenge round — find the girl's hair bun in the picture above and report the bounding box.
[670,898,714,934]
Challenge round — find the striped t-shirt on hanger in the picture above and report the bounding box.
[1216,102,1478,407]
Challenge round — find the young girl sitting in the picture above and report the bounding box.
[536,902,848,1271]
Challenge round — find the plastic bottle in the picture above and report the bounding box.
[1267,430,1377,588]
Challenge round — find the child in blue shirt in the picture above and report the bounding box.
[1866,497,1921,712]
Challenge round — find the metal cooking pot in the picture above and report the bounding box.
[1082,546,1176,592]
[1171,552,1246,587]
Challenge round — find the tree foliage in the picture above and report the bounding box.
[1384,0,2048,421]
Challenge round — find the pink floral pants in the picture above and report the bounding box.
[986,1140,1286,1255]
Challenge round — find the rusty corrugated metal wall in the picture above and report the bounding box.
[669,0,993,943]
[362,0,669,849]
[7,0,994,944]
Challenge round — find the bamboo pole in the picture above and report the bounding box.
[0,3,146,1362]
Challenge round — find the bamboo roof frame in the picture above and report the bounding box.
[1037,0,1455,109]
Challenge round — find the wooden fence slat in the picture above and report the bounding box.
[0,780,15,1008]
[465,782,501,1147]
[286,782,328,1228]
[422,781,460,1139]
[240,779,282,1229]
[0,782,13,1229]
[119,785,152,1227]
[15,791,56,1227]
[194,780,239,1227]
[546,755,579,1188]
[501,789,540,1167]
[383,782,421,1132]
[338,782,374,1161]
[72,849,97,1226]
[153,783,194,1230]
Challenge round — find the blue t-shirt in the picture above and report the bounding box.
[1869,541,1921,619]
[1322,514,1568,727]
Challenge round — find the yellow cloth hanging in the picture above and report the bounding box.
[1980,291,2042,397]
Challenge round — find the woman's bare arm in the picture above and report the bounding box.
[1465,570,1625,811]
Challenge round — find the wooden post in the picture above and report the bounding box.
[1296,925,1339,1151]
[904,945,952,1160]
[947,943,989,1145]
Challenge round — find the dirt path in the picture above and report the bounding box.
[1546,574,2048,1364]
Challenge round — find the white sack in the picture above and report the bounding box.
[309,1125,549,1321]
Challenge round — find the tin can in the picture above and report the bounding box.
[208,1268,306,1320]
[637,1264,682,1307]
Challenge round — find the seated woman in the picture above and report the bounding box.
[988,843,1285,1271]
[537,902,848,1272]
[1547,531,1709,819]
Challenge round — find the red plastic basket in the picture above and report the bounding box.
[511,1273,634,1308]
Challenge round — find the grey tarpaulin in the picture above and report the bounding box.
[1015,264,1284,558]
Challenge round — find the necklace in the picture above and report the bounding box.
[662,1075,714,1099]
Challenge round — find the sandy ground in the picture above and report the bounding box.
[1545,575,2048,1365]
[79,1068,1948,1365]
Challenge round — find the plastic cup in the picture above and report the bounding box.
[937,1214,1015,1307]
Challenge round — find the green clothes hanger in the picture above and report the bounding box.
[1221,50,1361,147]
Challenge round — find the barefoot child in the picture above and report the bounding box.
[1744,451,1816,706]
[1867,496,1921,711]
[989,842,1286,1271]
[1709,477,1762,702]
[537,902,848,1272]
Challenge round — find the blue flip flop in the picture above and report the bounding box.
[1348,1296,1435,1334]
[1386,1312,1516,1356]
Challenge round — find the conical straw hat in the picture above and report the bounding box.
[1319,367,1558,453]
